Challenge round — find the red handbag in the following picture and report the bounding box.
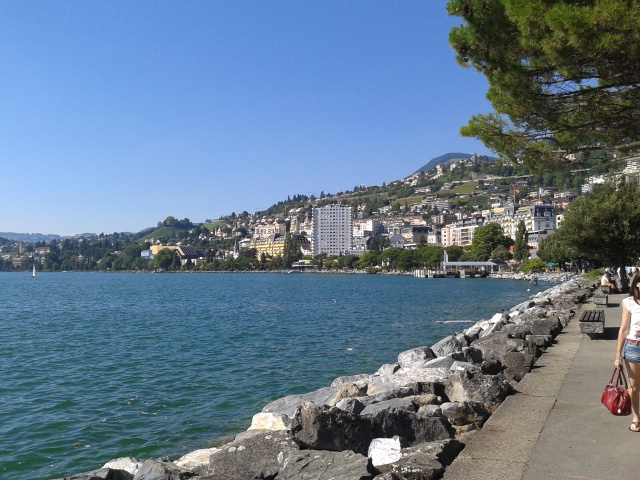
[601,366,632,416]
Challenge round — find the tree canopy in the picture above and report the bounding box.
[550,181,640,285]
[447,0,640,170]
[470,223,512,261]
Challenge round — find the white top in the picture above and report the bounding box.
[622,296,640,340]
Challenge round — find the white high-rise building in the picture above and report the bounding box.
[312,205,353,256]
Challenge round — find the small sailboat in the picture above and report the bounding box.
[30,264,35,279]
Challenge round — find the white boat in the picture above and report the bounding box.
[30,264,35,278]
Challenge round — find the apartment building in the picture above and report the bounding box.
[485,204,557,239]
[311,205,353,256]
[353,219,383,238]
[250,234,311,258]
[254,222,286,239]
[440,216,485,247]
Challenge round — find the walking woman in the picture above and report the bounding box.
[615,274,640,431]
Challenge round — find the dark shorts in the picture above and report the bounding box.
[624,340,640,364]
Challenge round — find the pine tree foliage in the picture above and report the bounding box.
[447,0,640,170]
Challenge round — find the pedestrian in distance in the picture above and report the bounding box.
[615,274,640,431]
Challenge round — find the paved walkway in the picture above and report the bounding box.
[443,293,640,480]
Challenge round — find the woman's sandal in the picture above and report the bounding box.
[629,422,640,432]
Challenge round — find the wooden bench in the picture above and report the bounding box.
[579,309,605,337]
[593,292,609,306]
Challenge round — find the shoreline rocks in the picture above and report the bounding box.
[55,276,597,480]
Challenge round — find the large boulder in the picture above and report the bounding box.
[290,403,373,454]
[374,450,444,480]
[421,352,468,370]
[360,398,417,415]
[132,458,192,480]
[397,346,437,368]
[365,408,455,446]
[54,468,133,480]
[358,386,419,406]
[290,404,455,455]
[332,373,374,387]
[365,369,451,395]
[446,370,514,409]
[335,396,366,414]
[207,430,299,479]
[248,411,290,431]
[439,401,490,428]
[175,448,219,476]
[103,458,142,476]
[430,334,467,357]
[529,315,563,338]
[502,351,536,381]
[277,449,376,480]
[262,385,359,418]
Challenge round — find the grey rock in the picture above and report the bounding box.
[207,430,299,479]
[175,449,219,476]
[422,353,464,370]
[403,439,464,468]
[499,323,532,339]
[360,398,417,415]
[431,334,466,357]
[405,393,440,408]
[502,351,536,381]
[277,449,375,480]
[449,360,480,372]
[133,458,192,480]
[463,325,483,343]
[525,334,553,352]
[364,408,455,446]
[376,450,444,480]
[335,396,366,414]
[291,403,374,454]
[358,386,418,406]
[446,370,513,408]
[373,474,405,480]
[377,363,401,375]
[418,404,442,416]
[439,401,490,427]
[397,346,436,368]
[366,369,451,395]
[291,404,454,455]
[55,468,133,480]
[261,386,345,417]
[103,458,142,476]
[331,373,374,387]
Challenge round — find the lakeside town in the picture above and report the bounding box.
[1,152,635,274]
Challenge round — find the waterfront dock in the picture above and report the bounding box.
[443,292,637,480]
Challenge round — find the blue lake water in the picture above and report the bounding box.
[0,272,548,479]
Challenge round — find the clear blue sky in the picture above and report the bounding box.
[0,1,493,236]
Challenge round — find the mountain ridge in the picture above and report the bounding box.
[412,152,497,176]
[5,152,492,239]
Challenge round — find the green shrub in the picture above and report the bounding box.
[519,258,546,273]
[585,268,604,282]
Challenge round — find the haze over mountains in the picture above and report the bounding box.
[2,152,488,240]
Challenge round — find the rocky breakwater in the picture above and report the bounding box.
[57,277,596,480]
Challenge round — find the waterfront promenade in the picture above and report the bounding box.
[443,292,639,480]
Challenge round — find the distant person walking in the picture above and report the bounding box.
[615,275,640,432]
